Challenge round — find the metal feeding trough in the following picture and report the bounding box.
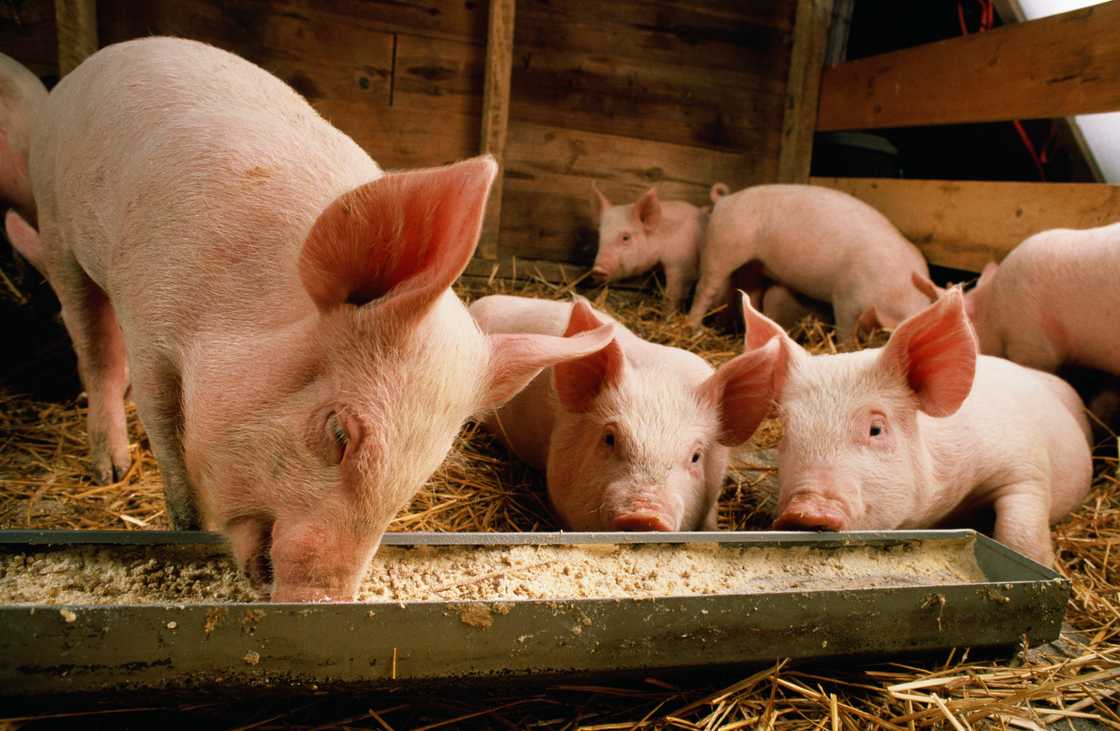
[0,529,1068,699]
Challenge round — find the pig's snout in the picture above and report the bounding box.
[610,511,674,531]
[773,493,848,531]
[590,265,611,282]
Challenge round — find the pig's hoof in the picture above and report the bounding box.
[91,453,130,485]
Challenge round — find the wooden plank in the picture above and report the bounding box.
[817,2,1120,131]
[777,0,834,183]
[54,0,96,76]
[478,0,515,261]
[509,0,794,151]
[811,177,1120,272]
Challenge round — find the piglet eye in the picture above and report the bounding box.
[869,422,884,438]
[603,430,615,448]
[691,451,702,463]
[327,412,350,463]
[621,232,631,242]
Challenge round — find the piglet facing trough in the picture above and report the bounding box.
[740,290,1091,567]
[960,222,1120,375]
[470,294,779,531]
[2,38,614,602]
[687,184,933,339]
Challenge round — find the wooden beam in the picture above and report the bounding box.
[478,0,515,261]
[54,0,97,76]
[818,2,1120,131]
[811,177,1120,272]
[777,0,834,183]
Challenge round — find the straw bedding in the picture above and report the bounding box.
[0,265,1117,729]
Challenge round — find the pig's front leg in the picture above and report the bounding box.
[129,354,201,530]
[51,256,132,484]
[992,487,1056,567]
[686,271,731,328]
[662,265,695,314]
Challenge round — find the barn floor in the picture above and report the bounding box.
[0,270,1117,729]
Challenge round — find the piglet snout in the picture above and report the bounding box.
[590,266,610,282]
[773,494,848,531]
[610,511,674,531]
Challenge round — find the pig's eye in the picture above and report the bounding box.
[869,419,886,438]
[603,430,616,448]
[691,450,702,464]
[326,412,349,463]
[620,232,632,243]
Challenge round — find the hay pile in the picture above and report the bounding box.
[0,265,1117,729]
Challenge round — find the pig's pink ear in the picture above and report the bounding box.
[4,210,44,273]
[741,291,786,350]
[299,155,497,314]
[633,188,662,231]
[700,337,785,446]
[590,182,611,225]
[479,324,616,410]
[553,298,626,412]
[911,272,943,303]
[877,288,977,417]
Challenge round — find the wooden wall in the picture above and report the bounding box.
[3,0,800,268]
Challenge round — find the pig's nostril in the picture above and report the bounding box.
[610,512,674,532]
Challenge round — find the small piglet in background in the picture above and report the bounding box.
[1,38,614,602]
[0,52,47,226]
[741,289,1091,567]
[589,183,725,312]
[470,294,779,531]
[687,184,933,339]
[962,222,1120,375]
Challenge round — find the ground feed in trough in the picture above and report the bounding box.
[0,539,986,605]
[1,268,1117,729]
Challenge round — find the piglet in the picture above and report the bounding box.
[470,294,779,531]
[3,38,613,602]
[0,52,47,224]
[740,289,1091,567]
[589,183,726,312]
[687,184,933,339]
[959,223,1120,375]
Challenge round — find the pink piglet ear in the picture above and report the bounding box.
[633,187,662,231]
[480,318,617,411]
[590,181,611,225]
[552,298,626,412]
[740,291,786,350]
[877,287,978,417]
[699,337,785,447]
[299,155,498,315]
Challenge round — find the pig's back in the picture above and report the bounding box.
[708,185,923,301]
[994,224,1120,372]
[31,37,378,328]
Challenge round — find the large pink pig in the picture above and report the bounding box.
[589,184,724,312]
[739,289,1091,567]
[687,184,933,339]
[2,38,613,602]
[0,52,47,224]
[470,294,779,531]
[962,223,1120,374]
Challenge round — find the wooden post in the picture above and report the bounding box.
[54,0,98,76]
[478,0,516,261]
[776,0,834,183]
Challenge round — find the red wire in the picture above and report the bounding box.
[957,0,1049,180]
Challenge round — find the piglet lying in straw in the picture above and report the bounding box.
[740,288,1091,567]
[589,183,726,313]
[2,38,613,601]
[470,294,780,531]
[687,184,933,340]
